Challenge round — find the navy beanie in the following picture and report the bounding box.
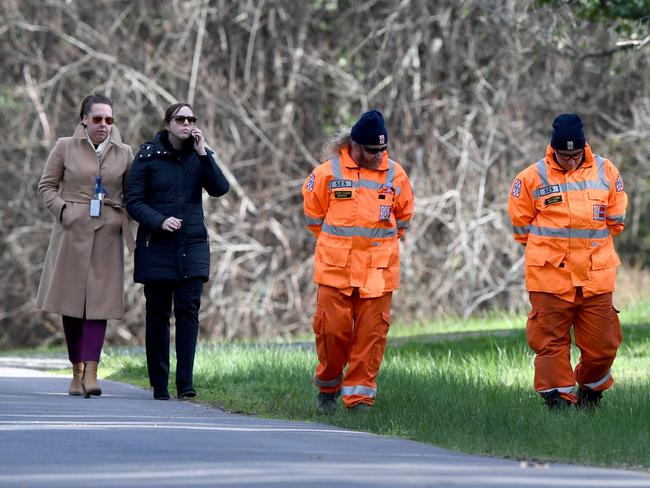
[351,109,388,146]
[551,113,585,151]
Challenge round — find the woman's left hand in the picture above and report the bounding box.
[191,128,207,156]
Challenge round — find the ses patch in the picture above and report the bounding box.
[329,179,353,189]
[593,204,606,221]
[334,190,353,199]
[306,173,315,192]
[379,205,392,221]
[544,195,563,206]
[511,178,522,198]
[538,184,561,197]
[615,174,624,192]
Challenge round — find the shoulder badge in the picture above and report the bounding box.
[306,172,316,192]
[511,178,522,198]
[615,174,624,192]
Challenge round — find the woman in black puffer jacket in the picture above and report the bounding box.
[126,102,229,400]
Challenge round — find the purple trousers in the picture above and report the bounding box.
[62,316,107,363]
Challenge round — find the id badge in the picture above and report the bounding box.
[89,198,102,218]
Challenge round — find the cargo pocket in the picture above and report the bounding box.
[369,311,391,374]
[318,246,350,267]
[525,309,539,350]
[312,309,327,364]
[590,247,621,270]
[370,249,392,269]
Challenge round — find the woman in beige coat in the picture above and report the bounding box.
[36,93,134,398]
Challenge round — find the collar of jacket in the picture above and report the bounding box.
[545,143,594,171]
[71,122,123,145]
[156,129,195,155]
[340,145,390,171]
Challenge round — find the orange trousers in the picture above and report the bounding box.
[312,285,392,408]
[526,289,621,402]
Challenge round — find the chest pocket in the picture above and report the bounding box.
[327,181,356,226]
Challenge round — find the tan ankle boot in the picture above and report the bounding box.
[82,361,102,398]
[68,362,84,396]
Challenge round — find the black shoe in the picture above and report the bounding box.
[178,388,197,400]
[153,387,170,400]
[347,402,371,413]
[541,389,572,410]
[316,392,339,416]
[577,386,602,409]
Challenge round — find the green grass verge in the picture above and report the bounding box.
[97,302,650,472]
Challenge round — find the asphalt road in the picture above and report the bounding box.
[0,366,649,488]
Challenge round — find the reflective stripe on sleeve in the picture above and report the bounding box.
[305,214,324,226]
[513,225,530,236]
[341,385,377,397]
[397,219,409,229]
[322,223,397,239]
[606,214,625,224]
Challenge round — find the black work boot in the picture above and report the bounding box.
[577,386,603,409]
[347,402,372,413]
[316,392,339,416]
[541,389,572,410]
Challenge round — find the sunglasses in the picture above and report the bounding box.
[363,145,388,154]
[172,115,197,124]
[90,116,114,125]
[555,149,583,162]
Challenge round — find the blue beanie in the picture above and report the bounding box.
[551,113,585,151]
[351,109,388,146]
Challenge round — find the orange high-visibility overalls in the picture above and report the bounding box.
[302,146,414,407]
[508,144,627,402]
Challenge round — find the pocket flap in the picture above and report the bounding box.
[371,249,392,268]
[591,248,621,270]
[318,246,350,267]
[381,311,391,327]
[526,249,565,267]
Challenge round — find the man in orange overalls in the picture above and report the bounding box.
[302,109,414,414]
[508,113,627,410]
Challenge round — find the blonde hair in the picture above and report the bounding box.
[320,130,351,161]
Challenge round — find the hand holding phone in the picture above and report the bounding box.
[191,128,207,156]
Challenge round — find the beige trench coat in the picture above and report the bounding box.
[36,124,134,319]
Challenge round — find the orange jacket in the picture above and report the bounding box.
[302,147,414,297]
[508,144,627,301]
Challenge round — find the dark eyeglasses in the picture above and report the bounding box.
[555,149,583,162]
[363,145,388,154]
[172,116,197,125]
[91,116,114,125]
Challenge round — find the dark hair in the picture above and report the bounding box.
[162,102,194,129]
[79,93,112,120]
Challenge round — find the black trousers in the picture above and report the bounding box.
[144,278,204,392]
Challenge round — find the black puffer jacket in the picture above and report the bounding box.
[126,130,229,283]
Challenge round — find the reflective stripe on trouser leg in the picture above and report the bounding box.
[573,292,621,392]
[312,285,354,393]
[341,291,392,408]
[526,292,576,393]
